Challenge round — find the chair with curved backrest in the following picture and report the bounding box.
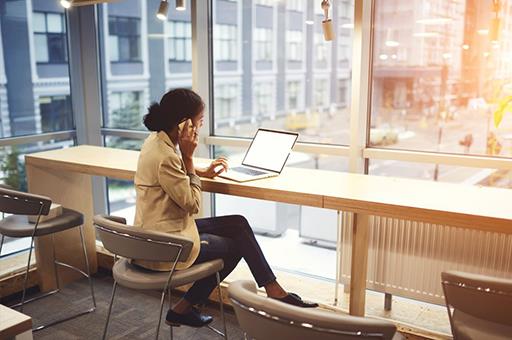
[94,215,228,340]
[228,280,398,340]
[0,186,96,331]
[441,271,512,340]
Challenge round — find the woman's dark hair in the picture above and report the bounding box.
[143,88,204,132]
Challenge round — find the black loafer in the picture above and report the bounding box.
[273,292,318,308]
[165,307,213,327]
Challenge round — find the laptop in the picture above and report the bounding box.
[219,128,299,182]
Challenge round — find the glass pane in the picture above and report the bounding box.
[46,13,63,33]
[47,34,67,63]
[369,159,512,189]
[106,91,144,130]
[0,1,73,138]
[212,0,354,145]
[0,138,75,258]
[103,137,144,226]
[212,145,347,279]
[33,12,46,32]
[371,1,512,159]
[34,34,49,63]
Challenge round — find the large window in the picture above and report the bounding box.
[168,21,192,62]
[108,16,141,62]
[213,0,354,145]
[371,1,512,157]
[33,12,68,64]
[211,0,354,283]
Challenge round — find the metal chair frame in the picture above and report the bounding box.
[96,224,228,340]
[230,297,387,339]
[0,192,96,332]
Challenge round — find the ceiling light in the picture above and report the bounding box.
[385,40,399,47]
[156,1,169,21]
[305,20,314,25]
[462,44,469,50]
[477,29,489,35]
[379,54,388,60]
[176,0,186,11]
[60,0,72,9]
[341,23,354,29]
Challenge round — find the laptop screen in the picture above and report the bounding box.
[242,129,298,173]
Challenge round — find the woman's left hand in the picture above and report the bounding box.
[197,157,229,178]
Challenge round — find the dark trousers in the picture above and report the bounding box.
[182,215,276,305]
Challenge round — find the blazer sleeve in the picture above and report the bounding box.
[158,154,202,215]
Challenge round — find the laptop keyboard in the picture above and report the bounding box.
[231,166,267,176]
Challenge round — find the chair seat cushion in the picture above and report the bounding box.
[112,258,224,290]
[0,208,84,237]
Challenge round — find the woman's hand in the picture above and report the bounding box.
[196,157,229,178]
[178,120,198,160]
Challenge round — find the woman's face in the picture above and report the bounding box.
[191,109,205,130]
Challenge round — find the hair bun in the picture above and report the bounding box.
[143,103,164,131]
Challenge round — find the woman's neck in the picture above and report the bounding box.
[166,128,179,146]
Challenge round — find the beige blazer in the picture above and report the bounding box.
[133,131,201,271]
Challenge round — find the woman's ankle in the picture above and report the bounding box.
[265,281,288,299]
[172,299,192,314]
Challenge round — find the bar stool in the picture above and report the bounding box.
[0,187,96,331]
[94,215,228,340]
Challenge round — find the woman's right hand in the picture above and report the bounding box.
[178,119,198,160]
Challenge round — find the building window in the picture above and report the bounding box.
[38,95,73,132]
[254,28,272,62]
[254,82,274,117]
[286,30,302,62]
[33,12,67,64]
[287,81,301,110]
[108,91,143,130]
[314,78,329,108]
[315,33,328,64]
[337,79,348,106]
[108,16,141,63]
[338,43,350,64]
[215,84,238,119]
[214,24,237,61]
[286,0,304,12]
[168,21,192,62]
[339,1,352,19]
[254,0,274,6]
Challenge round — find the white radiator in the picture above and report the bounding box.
[339,212,512,305]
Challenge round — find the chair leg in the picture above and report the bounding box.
[168,287,173,340]
[79,225,97,309]
[51,234,61,291]
[19,236,35,313]
[0,234,4,256]
[155,287,168,340]
[216,272,228,340]
[103,281,118,340]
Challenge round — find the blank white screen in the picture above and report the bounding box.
[242,130,297,172]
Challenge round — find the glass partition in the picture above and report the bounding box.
[211,0,354,145]
[371,0,512,160]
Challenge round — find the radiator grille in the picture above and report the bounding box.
[340,212,512,304]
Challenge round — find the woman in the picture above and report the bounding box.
[134,88,317,328]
